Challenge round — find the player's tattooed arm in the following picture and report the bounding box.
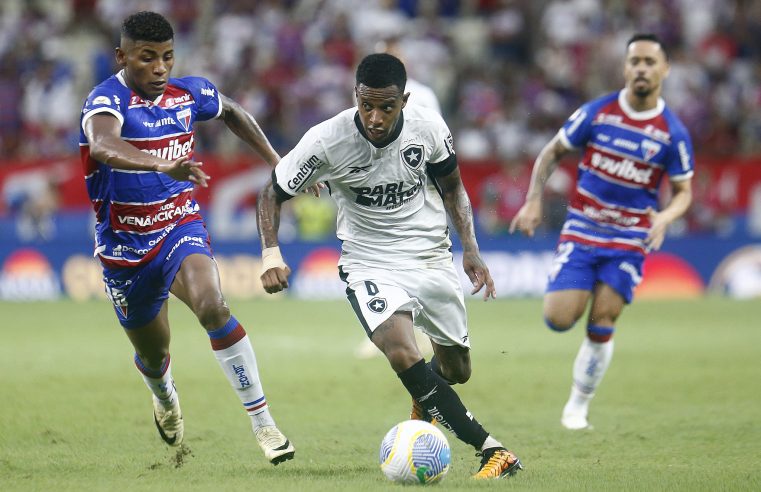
[219,93,281,167]
[438,168,496,300]
[256,180,291,293]
[257,181,282,249]
[439,167,478,252]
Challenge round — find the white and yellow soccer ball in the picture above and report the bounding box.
[379,420,451,484]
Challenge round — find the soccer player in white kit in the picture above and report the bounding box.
[353,37,441,360]
[257,53,522,479]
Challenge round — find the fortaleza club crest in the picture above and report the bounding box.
[400,144,424,169]
[176,108,191,132]
[367,297,387,313]
[641,139,661,161]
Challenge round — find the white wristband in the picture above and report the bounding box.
[261,246,287,271]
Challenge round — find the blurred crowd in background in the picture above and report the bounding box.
[1,0,760,239]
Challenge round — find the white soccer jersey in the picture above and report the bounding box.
[273,104,458,268]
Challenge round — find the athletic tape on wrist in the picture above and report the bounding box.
[261,246,287,271]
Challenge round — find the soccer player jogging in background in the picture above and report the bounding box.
[510,34,694,430]
[257,53,523,479]
[79,11,294,464]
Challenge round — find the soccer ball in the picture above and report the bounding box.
[379,420,451,484]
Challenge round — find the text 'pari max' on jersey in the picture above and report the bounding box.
[557,89,694,254]
[78,70,221,268]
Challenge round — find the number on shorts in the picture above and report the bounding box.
[105,285,128,307]
[364,281,379,296]
[548,242,574,282]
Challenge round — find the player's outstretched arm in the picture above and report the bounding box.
[256,180,291,293]
[219,93,323,197]
[509,133,571,237]
[438,168,496,301]
[645,178,693,251]
[219,93,281,167]
[84,113,209,186]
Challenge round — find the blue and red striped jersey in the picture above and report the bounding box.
[557,90,694,254]
[79,70,221,268]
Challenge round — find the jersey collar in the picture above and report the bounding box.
[353,111,405,148]
[116,69,165,106]
[618,89,664,120]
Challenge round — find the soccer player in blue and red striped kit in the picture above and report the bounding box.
[511,34,694,430]
[79,11,294,463]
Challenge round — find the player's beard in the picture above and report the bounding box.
[631,78,652,98]
[632,86,652,98]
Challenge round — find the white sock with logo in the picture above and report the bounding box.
[134,353,177,410]
[563,337,614,425]
[212,332,276,430]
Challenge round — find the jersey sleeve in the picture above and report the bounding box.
[558,101,596,149]
[81,85,126,131]
[272,127,329,200]
[664,121,695,181]
[426,116,458,177]
[182,76,222,121]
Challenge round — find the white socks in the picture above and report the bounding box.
[572,337,614,396]
[213,334,276,429]
[562,338,614,429]
[134,354,177,410]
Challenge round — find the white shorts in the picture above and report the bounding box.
[338,262,470,348]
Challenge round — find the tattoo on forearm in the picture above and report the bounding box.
[256,185,281,248]
[445,187,477,250]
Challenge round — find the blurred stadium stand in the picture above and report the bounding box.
[1,0,760,301]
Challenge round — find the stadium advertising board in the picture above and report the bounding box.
[1,156,760,301]
[0,225,758,301]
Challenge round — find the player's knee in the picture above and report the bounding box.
[196,296,230,331]
[544,314,575,332]
[442,364,471,384]
[587,324,614,343]
[136,349,168,371]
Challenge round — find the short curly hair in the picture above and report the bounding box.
[356,53,407,92]
[121,11,174,43]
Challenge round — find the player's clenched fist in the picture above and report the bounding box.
[260,266,291,293]
[260,246,290,293]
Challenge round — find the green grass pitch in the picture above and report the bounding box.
[1,297,759,491]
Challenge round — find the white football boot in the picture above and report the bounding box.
[153,395,184,446]
[254,425,295,465]
[561,387,593,430]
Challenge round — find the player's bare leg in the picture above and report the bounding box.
[355,329,432,359]
[543,289,590,332]
[171,254,294,464]
[125,303,184,446]
[369,315,432,421]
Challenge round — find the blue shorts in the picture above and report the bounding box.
[102,220,213,329]
[545,241,644,304]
